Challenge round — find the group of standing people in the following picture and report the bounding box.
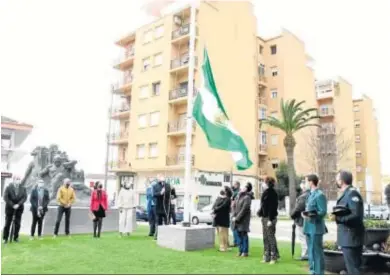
[290,171,365,275]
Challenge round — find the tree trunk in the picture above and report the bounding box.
[284,135,297,215]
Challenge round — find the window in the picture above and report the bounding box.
[121,147,127,160]
[271,89,278,99]
[353,105,359,112]
[270,45,277,55]
[354,120,360,128]
[355,135,360,143]
[149,143,158,158]
[138,114,147,128]
[150,111,160,126]
[152,81,161,96]
[271,135,278,146]
[270,111,277,118]
[1,134,11,149]
[143,30,153,43]
[258,64,265,76]
[271,67,278,77]
[356,151,362,158]
[198,196,211,210]
[136,144,145,159]
[271,159,279,169]
[260,131,267,144]
[139,85,149,99]
[154,25,164,39]
[154,53,163,67]
[259,45,264,54]
[142,57,151,71]
[258,108,267,120]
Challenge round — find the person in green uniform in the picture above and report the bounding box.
[303,174,327,275]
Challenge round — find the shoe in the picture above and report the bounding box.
[126,233,130,237]
[241,253,248,257]
[237,253,242,257]
[52,235,57,239]
[148,234,154,237]
[269,260,276,264]
[13,239,19,243]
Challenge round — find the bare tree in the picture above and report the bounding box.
[304,126,353,200]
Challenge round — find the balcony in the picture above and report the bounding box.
[258,95,267,106]
[172,24,198,46]
[109,131,129,145]
[166,154,195,167]
[109,160,129,171]
[316,80,339,100]
[319,125,336,135]
[113,48,135,70]
[110,104,130,120]
[259,144,268,155]
[112,74,134,94]
[170,54,197,74]
[319,107,335,117]
[167,120,195,136]
[258,167,267,176]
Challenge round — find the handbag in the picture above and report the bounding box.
[88,212,96,220]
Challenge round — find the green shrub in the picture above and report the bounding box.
[364,219,390,229]
[323,241,339,251]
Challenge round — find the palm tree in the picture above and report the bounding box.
[264,99,319,213]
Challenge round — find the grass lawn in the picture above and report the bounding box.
[1,226,307,274]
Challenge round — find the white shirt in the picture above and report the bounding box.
[116,187,135,209]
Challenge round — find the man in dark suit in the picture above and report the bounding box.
[2,175,27,243]
[169,187,177,225]
[153,174,172,240]
[330,170,364,275]
[29,179,50,240]
[291,181,311,260]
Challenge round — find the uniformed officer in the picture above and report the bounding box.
[303,174,327,275]
[330,170,364,275]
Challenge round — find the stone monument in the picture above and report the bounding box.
[20,144,91,206]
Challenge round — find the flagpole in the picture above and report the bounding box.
[183,2,197,225]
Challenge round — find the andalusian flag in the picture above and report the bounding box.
[192,48,253,170]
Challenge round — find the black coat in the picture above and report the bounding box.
[3,183,27,215]
[212,196,231,228]
[233,192,252,232]
[291,190,310,227]
[257,187,278,220]
[30,187,50,214]
[153,181,172,215]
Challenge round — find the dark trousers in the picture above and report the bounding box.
[342,246,362,275]
[2,208,23,241]
[31,212,45,237]
[306,234,325,275]
[261,218,279,261]
[93,218,103,237]
[169,205,176,225]
[53,206,71,235]
[237,231,249,254]
[154,213,167,239]
[148,206,156,236]
[232,228,239,245]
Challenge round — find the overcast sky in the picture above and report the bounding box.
[1,0,389,176]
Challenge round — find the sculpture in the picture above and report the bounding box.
[20,145,91,206]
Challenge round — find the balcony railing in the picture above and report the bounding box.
[319,108,335,117]
[109,160,128,169]
[109,131,129,141]
[168,120,195,133]
[170,54,197,70]
[112,76,133,92]
[169,87,188,100]
[258,94,267,105]
[259,144,267,153]
[166,154,195,166]
[111,104,130,115]
[113,48,135,66]
[319,125,336,135]
[172,24,190,39]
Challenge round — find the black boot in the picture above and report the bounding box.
[93,220,98,238]
[97,218,102,238]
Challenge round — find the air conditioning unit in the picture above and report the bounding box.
[174,15,182,25]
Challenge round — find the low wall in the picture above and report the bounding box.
[1,202,119,236]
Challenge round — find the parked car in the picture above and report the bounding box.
[136,206,148,221]
[191,204,213,225]
[365,205,389,220]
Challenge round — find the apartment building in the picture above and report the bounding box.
[1,116,33,195]
[353,95,382,204]
[109,2,318,206]
[314,78,357,199]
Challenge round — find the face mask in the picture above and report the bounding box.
[65,183,70,187]
[38,182,44,188]
[239,186,247,193]
[261,182,268,190]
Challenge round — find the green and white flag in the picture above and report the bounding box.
[192,48,253,170]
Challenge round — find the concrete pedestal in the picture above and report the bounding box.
[1,202,120,236]
[157,224,215,251]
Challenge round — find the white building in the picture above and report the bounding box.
[1,116,33,195]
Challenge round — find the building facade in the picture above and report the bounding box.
[353,95,382,204]
[314,78,357,199]
[1,116,33,195]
